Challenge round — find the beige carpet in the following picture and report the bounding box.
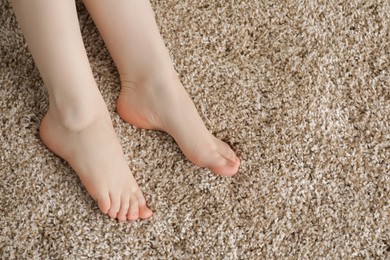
[1,0,389,258]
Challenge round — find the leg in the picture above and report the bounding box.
[11,0,152,221]
[83,0,240,176]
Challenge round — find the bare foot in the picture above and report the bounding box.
[116,74,240,176]
[39,97,153,221]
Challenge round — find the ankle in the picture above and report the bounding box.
[47,96,108,132]
[120,66,179,89]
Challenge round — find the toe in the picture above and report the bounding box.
[139,206,153,219]
[215,138,238,162]
[209,153,240,177]
[205,139,240,176]
[127,196,139,221]
[117,194,130,222]
[134,189,153,219]
[108,192,121,219]
[97,192,111,214]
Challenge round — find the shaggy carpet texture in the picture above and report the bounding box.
[1,0,389,259]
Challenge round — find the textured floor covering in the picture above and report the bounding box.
[1,0,389,259]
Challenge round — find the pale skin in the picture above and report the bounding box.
[11,0,240,222]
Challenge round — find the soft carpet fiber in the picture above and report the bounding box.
[1,0,389,258]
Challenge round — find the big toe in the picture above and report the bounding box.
[215,138,239,162]
[209,155,240,176]
[208,140,240,176]
[134,189,153,220]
